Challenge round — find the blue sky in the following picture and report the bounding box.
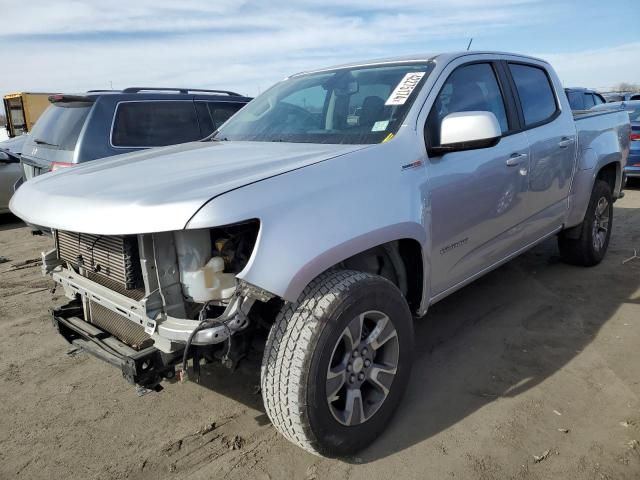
[0,0,638,100]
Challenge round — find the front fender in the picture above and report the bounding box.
[268,222,426,302]
[186,140,429,303]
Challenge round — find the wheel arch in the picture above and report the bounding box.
[595,161,621,198]
[278,223,427,312]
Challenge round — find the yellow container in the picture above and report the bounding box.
[3,92,58,137]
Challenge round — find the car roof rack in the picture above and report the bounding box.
[121,87,242,96]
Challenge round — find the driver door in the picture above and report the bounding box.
[425,61,532,298]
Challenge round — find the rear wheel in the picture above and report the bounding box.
[558,179,613,266]
[261,270,413,457]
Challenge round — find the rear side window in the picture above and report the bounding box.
[583,93,596,109]
[566,91,584,110]
[112,101,201,147]
[509,63,558,127]
[29,103,92,151]
[195,102,245,136]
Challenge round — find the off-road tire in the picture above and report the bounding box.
[558,179,613,266]
[260,270,413,457]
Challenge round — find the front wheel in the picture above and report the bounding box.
[558,179,613,266]
[260,270,414,457]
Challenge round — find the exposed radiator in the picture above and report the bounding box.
[88,301,153,350]
[56,230,143,292]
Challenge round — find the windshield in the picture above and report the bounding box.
[29,102,92,151]
[215,62,433,144]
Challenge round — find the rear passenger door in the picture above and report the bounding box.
[506,62,576,229]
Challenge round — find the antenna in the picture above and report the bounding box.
[466,38,473,51]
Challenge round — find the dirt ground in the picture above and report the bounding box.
[1,189,639,480]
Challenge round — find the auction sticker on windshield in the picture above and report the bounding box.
[371,120,389,132]
[385,72,426,106]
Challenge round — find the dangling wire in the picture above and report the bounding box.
[179,301,211,381]
[179,298,242,382]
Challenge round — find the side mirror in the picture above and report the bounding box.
[428,111,501,157]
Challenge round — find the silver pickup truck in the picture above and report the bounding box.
[9,51,630,457]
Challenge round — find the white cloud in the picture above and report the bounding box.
[0,0,538,35]
[537,42,640,90]
[0,0,548,97]
[0,0,636,99]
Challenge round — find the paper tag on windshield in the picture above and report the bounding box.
[371,120,389,132]
[385,72,426,106]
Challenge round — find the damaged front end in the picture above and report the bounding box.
[45,220,274,389]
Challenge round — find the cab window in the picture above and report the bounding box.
[508,63,558,126]
[427,63,508,147]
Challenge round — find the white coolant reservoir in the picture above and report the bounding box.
[174,231,237,302]
[182,257,236,302]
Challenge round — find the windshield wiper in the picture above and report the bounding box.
[33,138,58,147]
[208,130,229,142]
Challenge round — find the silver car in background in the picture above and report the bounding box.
[0,135,26,213]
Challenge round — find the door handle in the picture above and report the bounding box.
[506,153,528,166]
[558,137,574,148]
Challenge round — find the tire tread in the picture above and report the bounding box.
[558,180,612,267]
[260,270,372,456]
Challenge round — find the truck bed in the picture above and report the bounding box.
[572,109,623,121]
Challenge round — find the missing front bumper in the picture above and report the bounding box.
[49,265,253,350]
[51,302,180,388]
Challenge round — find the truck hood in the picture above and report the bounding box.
[10,140,367,235]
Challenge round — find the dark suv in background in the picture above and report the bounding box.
[19,88,252,182]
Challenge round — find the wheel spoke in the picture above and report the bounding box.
[596,198,608,216]
[366,315,397,351]
[326,364,347,402]
[591,196,611,252]
[344,314,364,350]
[367,363,397,396]
[343,388,364,426]
[326,310,400,427]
